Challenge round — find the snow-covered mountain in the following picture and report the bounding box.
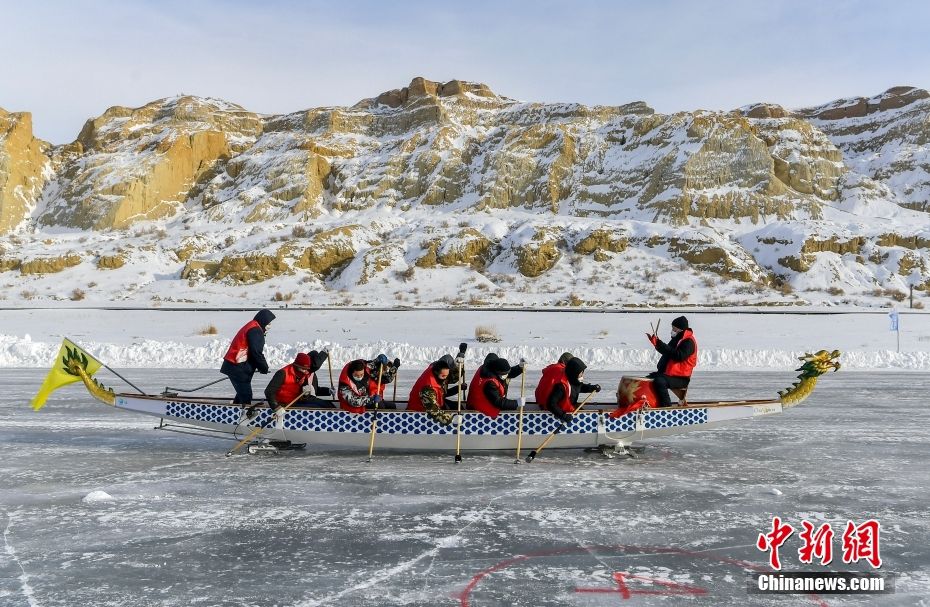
[0,78,927,308]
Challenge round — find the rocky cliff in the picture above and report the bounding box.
[0,78,927,307]
[0,109,49,234]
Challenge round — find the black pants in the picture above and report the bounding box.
[222,361,256,405]
[299,396,335,408]
[648,372,690,407]
[228,376,253,405]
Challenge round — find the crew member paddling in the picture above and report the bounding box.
[264,350,332,410]
[467,355,524,417]
[366,354,401,409]
[265,352,313,414]
[221,309,275,406]
[408,358,463,424]
[647,316,697,408]
[338,359,383,414]
[535,357,600,422]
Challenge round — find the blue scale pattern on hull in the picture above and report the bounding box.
[162,401,706,435]
[603,414,637,433]
[645,408,708,429]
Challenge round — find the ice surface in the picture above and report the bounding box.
[2,368,929,606]
[81,491,114,504]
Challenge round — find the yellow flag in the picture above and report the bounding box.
[31,338,102,410]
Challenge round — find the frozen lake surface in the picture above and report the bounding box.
[2,369,929,606]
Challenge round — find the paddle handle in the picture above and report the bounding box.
[525,391,596,463]
[327,351,336,400]
[514,361,526,463]
[367,364,384,462]
[454,360,464,463]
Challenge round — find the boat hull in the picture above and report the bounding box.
[114,394,784,452]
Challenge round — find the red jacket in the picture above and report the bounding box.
[535,363,573,414]
[338,363,369,414]
[665,330,697,378]
[408,365,444,412]
[368,376,387,397]
[223,320,260,364]
[467,367,507,417]
[274,364,309,406]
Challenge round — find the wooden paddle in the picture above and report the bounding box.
[225,391,303,457]
[326,347,336,402]
[514,358,526,464]
[525,391,596,463]
[453,342,467,464]
[366,364,385,463]
[454,358,465,464]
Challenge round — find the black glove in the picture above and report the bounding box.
[558,412,574,424]
[393,358,401,369]
[461,381,468,391]
[458,342,467,355]
[594,384,602,392]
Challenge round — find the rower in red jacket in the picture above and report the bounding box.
[535,357,601,422]
[264,350,333,411]
[467,355,524,417]
[365,354,401,408]
[338,359,382,414]
[409,358,468,424]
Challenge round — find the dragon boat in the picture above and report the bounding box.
[59,343,842,456]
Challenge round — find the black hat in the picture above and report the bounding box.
[565,357,587,384]
[254,309,276,328]
[433,358,451,372]
[487,357,511,376]
[672,316,689,330]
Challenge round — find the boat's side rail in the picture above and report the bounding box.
[116,393,778,439]
[116,393,779,410]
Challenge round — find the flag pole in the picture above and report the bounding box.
[64,336,145,394]
[102,364,145,395]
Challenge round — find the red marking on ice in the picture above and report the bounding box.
[456,544,829,607]
[575,571,707,599]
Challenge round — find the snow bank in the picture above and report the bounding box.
[3,335,929,371]
[2,309,927,371]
